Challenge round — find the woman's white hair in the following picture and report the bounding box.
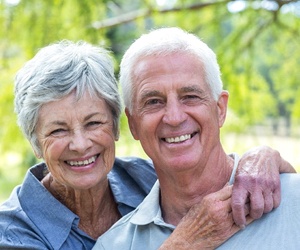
[15,40,121,156]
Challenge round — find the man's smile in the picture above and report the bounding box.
[162,132,197,143]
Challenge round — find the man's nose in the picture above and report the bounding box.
[162,99,187,126]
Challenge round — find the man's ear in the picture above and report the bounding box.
[217,90,229,128]
[125,108,139,140]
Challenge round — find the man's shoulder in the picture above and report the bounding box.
[219,173,300,249]
[280,173,300,186]
[280,173,300,204]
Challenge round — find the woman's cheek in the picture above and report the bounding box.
[41,137,67,162]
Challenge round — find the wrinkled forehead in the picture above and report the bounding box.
[132,52,206,87]
[130,53,211,102]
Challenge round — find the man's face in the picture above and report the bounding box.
[126,52,228,174]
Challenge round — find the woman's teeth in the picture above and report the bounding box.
[67,155,97,166]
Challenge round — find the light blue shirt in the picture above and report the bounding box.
[0,157,157,250]
[219,173,300,249]
[93,154,245,250]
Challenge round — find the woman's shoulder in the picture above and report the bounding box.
[112,157,157,189]
[0,186,48,249]
[108,157,157,215]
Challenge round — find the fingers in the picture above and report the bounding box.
[245,214,254,226]
[262,191,274,213]
[248,189,264,219]
[226,215,242,236]
[233,145,288,227]
[214,184,233,201]
[231,187,248,227]
[233,185,280,227]
[172,187,241,249]
[257,183,280,213]
[272,185,281,208]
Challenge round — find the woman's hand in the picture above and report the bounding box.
[232,145,295,227]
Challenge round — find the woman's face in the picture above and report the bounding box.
[35,90,116,190]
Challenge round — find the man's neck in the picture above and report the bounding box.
[158,152,234,226]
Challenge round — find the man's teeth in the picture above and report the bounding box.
[165,134,191,143]
[67,156,97,166]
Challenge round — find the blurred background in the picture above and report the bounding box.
[1,0,300,202]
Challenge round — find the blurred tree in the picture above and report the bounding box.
[92,0,300,133]
[0,0,299,173]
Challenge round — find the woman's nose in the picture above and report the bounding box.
[69,129,92,153]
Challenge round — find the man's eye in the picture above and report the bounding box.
[145,99,162,106]
[184,95,199,100]
[182,95,204,104]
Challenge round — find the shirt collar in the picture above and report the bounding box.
[19,163,85,249]
[129,153,240,227]
[130,181,174,228]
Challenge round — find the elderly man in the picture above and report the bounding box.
[93,27,298,249]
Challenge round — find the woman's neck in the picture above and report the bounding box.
[42,173,121,239]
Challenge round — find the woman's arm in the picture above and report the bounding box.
[232,145,295,227]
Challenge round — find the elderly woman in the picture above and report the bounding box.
[0,40,294,249]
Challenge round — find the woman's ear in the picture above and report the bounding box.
[33,149,42,159]
[30,141,42,159]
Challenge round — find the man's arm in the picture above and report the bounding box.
[232,145,296,227]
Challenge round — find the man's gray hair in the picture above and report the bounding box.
[119,27,223,114]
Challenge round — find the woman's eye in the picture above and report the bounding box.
[87,121,102,127]
[50,128,66,136]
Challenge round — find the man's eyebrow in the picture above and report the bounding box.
[180,85,204,94]
[140,90,162,102]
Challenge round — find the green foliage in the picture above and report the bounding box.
[1,0,300,202]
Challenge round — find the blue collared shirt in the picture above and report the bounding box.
[219,173,300,249]
[0,157,157,250]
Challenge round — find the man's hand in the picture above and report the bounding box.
[159,185,253,250]
[232,145,295,227]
